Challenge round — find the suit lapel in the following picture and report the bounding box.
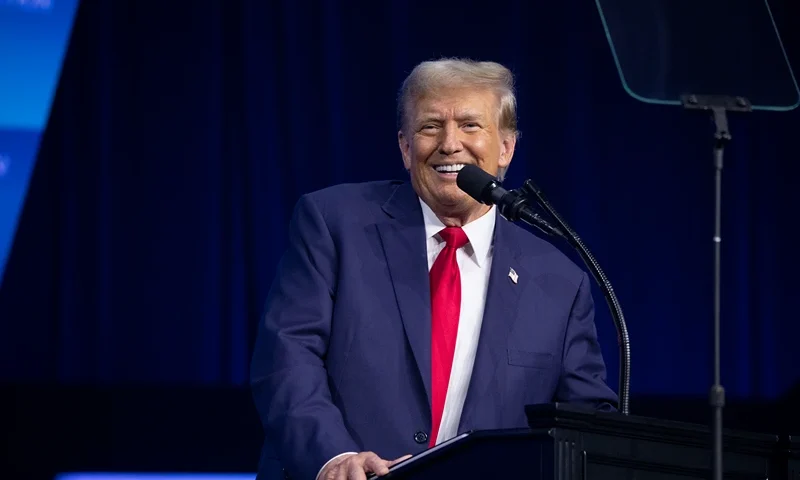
[458,217,527,432]
[376,183,433,406]
[375,185,529,428]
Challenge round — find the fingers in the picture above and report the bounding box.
[388,454,413,466]
[324,454,354,480]
[332,455,355,480]
[334,458,351,480]
[348,458,368,480]
[326,451,412,480]
[364,452,391,477]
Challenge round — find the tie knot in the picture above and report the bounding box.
[438,226,468,249]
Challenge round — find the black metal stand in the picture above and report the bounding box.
[681,93,752,480]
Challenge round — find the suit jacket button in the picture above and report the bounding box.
[414,431,428,444]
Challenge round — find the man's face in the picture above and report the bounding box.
[398,87,515,218]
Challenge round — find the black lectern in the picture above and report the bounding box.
[376,403,799,479]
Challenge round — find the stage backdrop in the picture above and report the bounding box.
[1,0,799,408]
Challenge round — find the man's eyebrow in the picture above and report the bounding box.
[415,114,444,123]
[456,112,486,121]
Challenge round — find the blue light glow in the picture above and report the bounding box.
[55,474,257,480]
[0,0,79,284]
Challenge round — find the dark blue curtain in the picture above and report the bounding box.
[2,0,800,408]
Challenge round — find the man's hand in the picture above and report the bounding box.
[320,451,412,480]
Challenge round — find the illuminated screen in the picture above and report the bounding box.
[0,0,80,284]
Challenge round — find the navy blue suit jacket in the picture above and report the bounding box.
[250,180,618,480]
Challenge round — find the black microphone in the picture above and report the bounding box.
[456,163,632,416]
[456,165,564,238]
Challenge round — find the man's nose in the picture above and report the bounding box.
[438,124,463,156]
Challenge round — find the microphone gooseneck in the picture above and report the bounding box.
[456,165,631,415]
[520,179,631,416]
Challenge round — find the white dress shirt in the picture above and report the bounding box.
[316,198,496,478]
[419,198,495,445]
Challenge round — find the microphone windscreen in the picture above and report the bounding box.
[456,165,496,203]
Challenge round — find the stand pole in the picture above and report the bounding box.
[710,106,728,480]
[681,93,750,480]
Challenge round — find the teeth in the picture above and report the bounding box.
[434,164,465,173]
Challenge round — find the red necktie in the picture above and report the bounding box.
[429,226,469,447]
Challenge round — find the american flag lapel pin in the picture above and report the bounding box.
[508,267,518,284]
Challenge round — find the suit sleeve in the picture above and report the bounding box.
[555,271,619,411]
[250,194,360,480]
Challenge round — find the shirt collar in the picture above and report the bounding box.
[418,197,496,267]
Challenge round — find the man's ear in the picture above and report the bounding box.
[499,132,517,169]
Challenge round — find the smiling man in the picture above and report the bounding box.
[250,58,618,480]
[398,78,515,227]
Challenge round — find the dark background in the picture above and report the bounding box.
[2,0,800,478]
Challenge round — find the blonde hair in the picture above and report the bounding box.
[397,57,519,180]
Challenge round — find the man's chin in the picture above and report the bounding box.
[414,181,477,210]
[430,188,466,204]
[429,193,478,213]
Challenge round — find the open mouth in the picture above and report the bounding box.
[432,163,467,177]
